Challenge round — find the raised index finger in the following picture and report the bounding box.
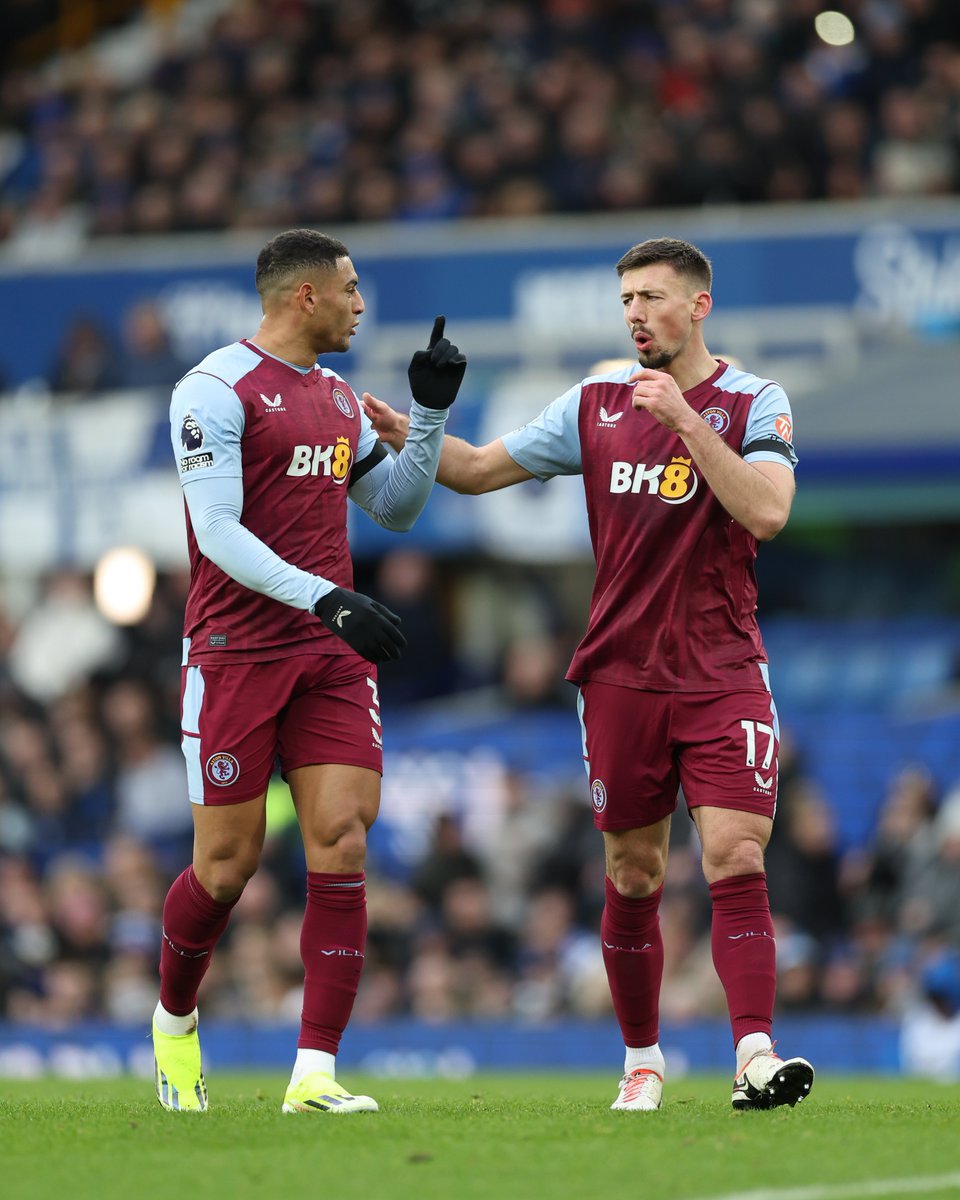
[428,315,445,348]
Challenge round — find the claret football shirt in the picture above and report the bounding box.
[502,360,798,693]
[171,340,384,665]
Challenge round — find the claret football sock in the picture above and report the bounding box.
[709,872,776,1046]
[600,877,665,1049]
[298,871,367,1054]
[159,866,238,1016]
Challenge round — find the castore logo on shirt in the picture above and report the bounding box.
[598,406,624,427]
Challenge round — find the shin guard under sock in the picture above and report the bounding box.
[600,876,665,1049]
[709,872,776,1047]
[298,871,367,1054]
[159,866,238,1016]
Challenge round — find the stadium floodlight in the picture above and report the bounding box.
[814,10,856,47]
[94,546,156,625]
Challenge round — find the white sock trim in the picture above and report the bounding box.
[735,1031,773,1072]
[154,1002,198,1037]
[290,1048,336,1086]
[624,1043,665,1076]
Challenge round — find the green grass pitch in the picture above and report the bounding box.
[2,1074,960,1200]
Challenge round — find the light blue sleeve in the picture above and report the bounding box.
[500,383,583,480]
[742,383,798,469]
[348,401,449,531]
[182,473,335,610]
[170,372,245,481]
[171,372,332,611]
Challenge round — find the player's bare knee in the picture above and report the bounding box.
[195,849,260,901]
[197,865,253,902]
[308,818,368,870]
[608,861,665,899]
[702,839,765,882]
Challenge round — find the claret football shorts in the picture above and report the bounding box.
[577,679,780,830]
[180,654,383,805]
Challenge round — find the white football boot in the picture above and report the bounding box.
[732,1046,814,1110]
[610,1066,663,1111]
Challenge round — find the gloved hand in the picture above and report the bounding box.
[312,587,406,663]
[407,315,467,410]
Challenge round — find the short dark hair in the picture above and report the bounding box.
[255,229,350,297]
[616,237,712,291]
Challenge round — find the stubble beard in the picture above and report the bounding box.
[638,347,674,371]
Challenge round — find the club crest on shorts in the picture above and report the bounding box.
[206,752,240,786]
[332,387,354,417]
[591,778,607,813]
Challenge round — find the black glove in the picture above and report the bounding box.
[407,315,467,410]
[312,587,406,663]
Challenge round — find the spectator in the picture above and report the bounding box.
[371,548,455,706]
[898,787,960,946]
[843,766,938,929]
[411,812,483,910]
[900,947,960,1080]
[99,677,193,873]
[48,316,120,394]
[766,781,845,946]
[116,301,188,392]
[7,571,124,704]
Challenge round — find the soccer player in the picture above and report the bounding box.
[363,237,814,1112]
[154,229,466,1114]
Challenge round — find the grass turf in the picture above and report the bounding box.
[2,1074,959,1200]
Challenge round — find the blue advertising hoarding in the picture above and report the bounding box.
[2,200,959,387]
[1,201,959,569]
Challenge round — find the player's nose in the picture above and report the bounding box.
[626,298,646,321]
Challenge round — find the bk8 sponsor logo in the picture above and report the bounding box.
[286,436,353,484]
[609,456,699,504]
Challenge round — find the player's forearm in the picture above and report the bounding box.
[677,420,793,541]
[367,410,486,495]
[437,434,490,493]
[357,401,449,530]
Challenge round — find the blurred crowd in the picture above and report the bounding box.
[1,560,959,1042]
[2,0,960,253]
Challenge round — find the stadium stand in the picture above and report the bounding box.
[1,0,960,248]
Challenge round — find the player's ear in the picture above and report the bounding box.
[691,290,713,323]
[296,280,315,313]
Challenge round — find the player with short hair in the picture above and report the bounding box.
[364,236,814,1112]
[154,228,466,1114]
